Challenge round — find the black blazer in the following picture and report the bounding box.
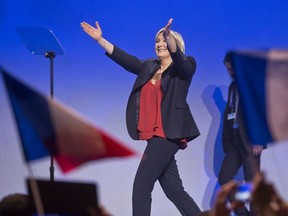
[106,45,200,142]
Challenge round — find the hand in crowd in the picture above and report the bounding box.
[210,180,244,216]
[251,172,288,216]
[210,172,288,216]
[87,204,113,216]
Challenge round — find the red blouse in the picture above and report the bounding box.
[137,80,165,140]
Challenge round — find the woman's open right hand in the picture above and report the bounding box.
[80,21,102,42]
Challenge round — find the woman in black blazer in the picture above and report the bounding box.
[81,18,201,216]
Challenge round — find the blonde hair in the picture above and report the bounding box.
[156,28,185,54]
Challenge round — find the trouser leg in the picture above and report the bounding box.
[218,148,249,216]
[218,148,241,185]
[242,152,261,216]
[132,137,179,216]
[159,150,201,216]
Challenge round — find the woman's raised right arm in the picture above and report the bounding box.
[80,21,114,55]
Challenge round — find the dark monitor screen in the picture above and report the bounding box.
[26,178,98,216]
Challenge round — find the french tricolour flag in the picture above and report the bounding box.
[1,67,136,173]
[231,49,288,145]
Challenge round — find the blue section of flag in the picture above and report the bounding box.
[231,52,273,145]
[1,68,56,161]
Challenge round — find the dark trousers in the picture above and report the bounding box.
[218,145,260,216]
[132,137,201,216]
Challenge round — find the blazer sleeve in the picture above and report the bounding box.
[105,45,143,75]
[169,46,196,80]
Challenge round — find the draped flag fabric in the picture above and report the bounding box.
[231,49,288,145]
[1,68,136,173]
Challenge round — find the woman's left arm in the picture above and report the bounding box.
[163,18,196,77]
[163,18,177,53]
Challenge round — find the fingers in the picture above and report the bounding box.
[95,21,100,29]
[164,18,173,31]
[253,145,263,156]
[216,181,237,203]
[80,22,92,33]
[167,18,173,27]
[80,22,89,29]
[230,200,246,211]
[80,21,99,31]
[211,181,237,216]
[252,171,264,189]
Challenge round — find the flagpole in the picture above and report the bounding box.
[27,167,45,216]
[45,51,56,182]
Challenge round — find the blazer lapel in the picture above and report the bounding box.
[161,63,173,94]
[131,61,159,92]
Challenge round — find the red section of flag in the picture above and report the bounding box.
[47,98,136,173]
[55,129,135,173]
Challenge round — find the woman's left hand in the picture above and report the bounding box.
[163,18,173,39]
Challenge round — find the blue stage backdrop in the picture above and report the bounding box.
[1,0,288,215]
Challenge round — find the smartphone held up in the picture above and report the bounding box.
[234,183,253,202]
